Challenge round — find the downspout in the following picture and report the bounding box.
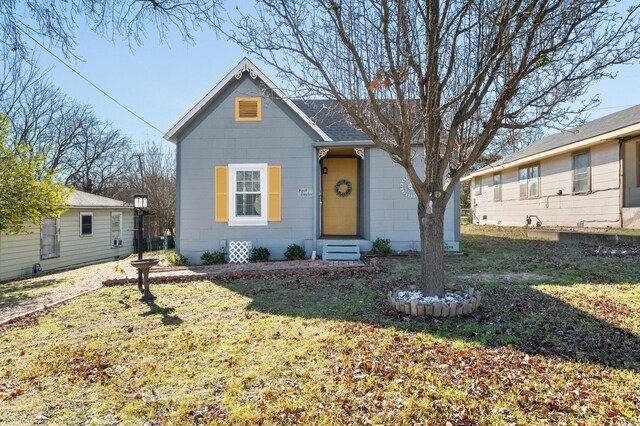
[175,140,181,252]
[619,140,624,228]
[312,148,318,253]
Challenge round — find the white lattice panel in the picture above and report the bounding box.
[229,240,251,263]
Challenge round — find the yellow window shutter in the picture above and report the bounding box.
[214,166,228,222]
[268,165,282,221]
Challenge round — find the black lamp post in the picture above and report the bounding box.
[133,194,148,292]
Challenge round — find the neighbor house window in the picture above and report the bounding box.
[519,165,540,198]
[41,217,60,259]
[111,212,123,247]
[228,163,268,226]
[572,151,590,193]
[80,212,93,236]
[235,97,262,121]
[493,173,502,202]
[473,176,482,195]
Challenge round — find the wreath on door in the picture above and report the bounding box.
[334,179,352,197]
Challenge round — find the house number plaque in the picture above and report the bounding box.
[298,188,313,198]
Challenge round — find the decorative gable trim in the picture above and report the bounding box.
[164,57,333,143]
[235,63,257,80]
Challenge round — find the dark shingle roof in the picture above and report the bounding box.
[476,104,640,174]
[292,100,368,141]
[67,191,131,208]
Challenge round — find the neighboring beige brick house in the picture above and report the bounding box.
[463,105,640,229]
[0,191,134,281]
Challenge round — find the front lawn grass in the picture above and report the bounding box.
[1,225,639,425]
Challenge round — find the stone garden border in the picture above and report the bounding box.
[388,286,482,318]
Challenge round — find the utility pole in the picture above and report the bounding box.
[135,153,145,190]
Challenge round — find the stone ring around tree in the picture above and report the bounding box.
[334,179,352,197]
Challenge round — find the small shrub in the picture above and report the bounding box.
[249,246,270,262]
[284,244,306,260]
[201,250,226,265]
[371,237,392,255]
[165,252,190,266]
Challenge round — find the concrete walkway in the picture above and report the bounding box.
[0,258,136,324]
[1,258,372,324]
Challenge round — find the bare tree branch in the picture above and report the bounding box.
[229,0,640,296]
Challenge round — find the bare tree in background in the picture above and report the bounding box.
[63,117,132,193]
[0,0,221,59]
[231,0,640,296]
[1,59,132,194]
[106,142,176,238]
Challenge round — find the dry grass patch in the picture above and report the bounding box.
[0,225,639,425]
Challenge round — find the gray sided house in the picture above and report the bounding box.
[0,191,134,281]
[165,58,460,263]
[464,105,640,229]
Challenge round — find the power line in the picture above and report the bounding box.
[15,22,167,137]
[591,103,636,111]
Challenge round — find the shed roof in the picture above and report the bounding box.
[67,191,132,208]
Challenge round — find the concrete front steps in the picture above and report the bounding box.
[321,241,362,261]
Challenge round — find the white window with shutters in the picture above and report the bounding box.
[41,217,60,259]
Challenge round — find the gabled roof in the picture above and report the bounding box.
[67,191,132,208]
[292,100,368,141]
[466,104,640,179]
[164,58,332,143]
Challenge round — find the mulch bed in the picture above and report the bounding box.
[102,263,379,287]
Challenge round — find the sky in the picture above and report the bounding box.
[27,2,640,153]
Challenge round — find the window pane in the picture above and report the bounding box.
[236,171,245,192]
[252,171,261,191]
[529,166,539,178]
[519,183,526,198]
[574,176,588,193]
[236,170,261,193]
[41,218,58,258]
[81,215,92,235]
[529,180,538,197]
[493,173,501,186]
[519,168,527,181]
[236,194,261,216]
[111,214,122,239]
[573,153,589,193]
[80,215,93,235]
[573,153,588,170]
[473,177,481,195]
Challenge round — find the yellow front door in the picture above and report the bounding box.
[322,157,358,235]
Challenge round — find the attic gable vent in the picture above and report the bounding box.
[235,97,262,121]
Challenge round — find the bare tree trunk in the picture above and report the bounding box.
[418,198,446,298]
